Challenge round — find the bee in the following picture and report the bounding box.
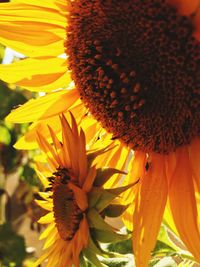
[145,161,150,171]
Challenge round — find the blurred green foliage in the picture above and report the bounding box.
[0,223,26,267]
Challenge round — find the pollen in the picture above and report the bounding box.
[51,168,83,241]
[66,0,200,153]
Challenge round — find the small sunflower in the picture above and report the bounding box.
[0,0,200,266]
[34,113,132,267]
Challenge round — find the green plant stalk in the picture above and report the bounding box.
[0,165,6,224]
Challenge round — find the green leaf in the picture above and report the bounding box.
[0,81,27,120]
[94,168,126,187]
[107,237,133,255]
[152,256,176,267]
[101,255,134,267]
[0,125,11,145]
[155,224,179,255]
[20,164,41,187]
[0,223,26,267]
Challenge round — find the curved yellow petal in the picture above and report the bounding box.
[0,2,66,56]
[39,223,55,240]
[0,3,66,27]
[0,57,71,92]
[38,212,54,224]
[6,89,79,123]
[169,146,200,262]
[11,0,67,12]
[133,153,168,267]
[78,128,88,185]
[14,102,85,150]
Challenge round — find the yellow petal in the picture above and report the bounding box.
[36,132,59,169]
[0,58,71,92]
[39,223,55,240]
[105,145,130,188]
[35,200,53,212]
[6,89,79,123]
[78,128,88,185]
[14,102,84,150]
[169,146,200,262]
[0,3,66,27]
[43,228,58,249]
[0,2,66,56]
[60,115,79,176]
[38,212,54,224]
[133,153,168,267]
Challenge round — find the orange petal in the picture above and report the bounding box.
[193,9,200,41]
[83,166,96,193]
[169,146,200,262]
[68,182,88,211]
[167,0,199,15]
[189,138,200,193]
[165,151,177,186]
[133,153,168,267]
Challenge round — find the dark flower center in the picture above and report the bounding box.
[51,168,83,241]
[66,0,200,153]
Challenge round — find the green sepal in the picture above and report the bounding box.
[87,144,116,166]
[89,234,127,259]
[87,208,115,232]
[83,248,108,267]
[88,187,105,208]
[92,228,131,244]
[88,235,107,257]
[94,168,126,187]
[104,204,129,218]
[80,253,88,267]
[106,180,139,197]
[94,190,118,212]
[94,181,138,212]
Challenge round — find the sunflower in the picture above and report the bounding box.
[0,0,200,266]
[34,113,132,267]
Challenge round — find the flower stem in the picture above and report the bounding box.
[0,165,6,224]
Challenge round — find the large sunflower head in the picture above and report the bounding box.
[0,0,200,266]
[34,113,132,267]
